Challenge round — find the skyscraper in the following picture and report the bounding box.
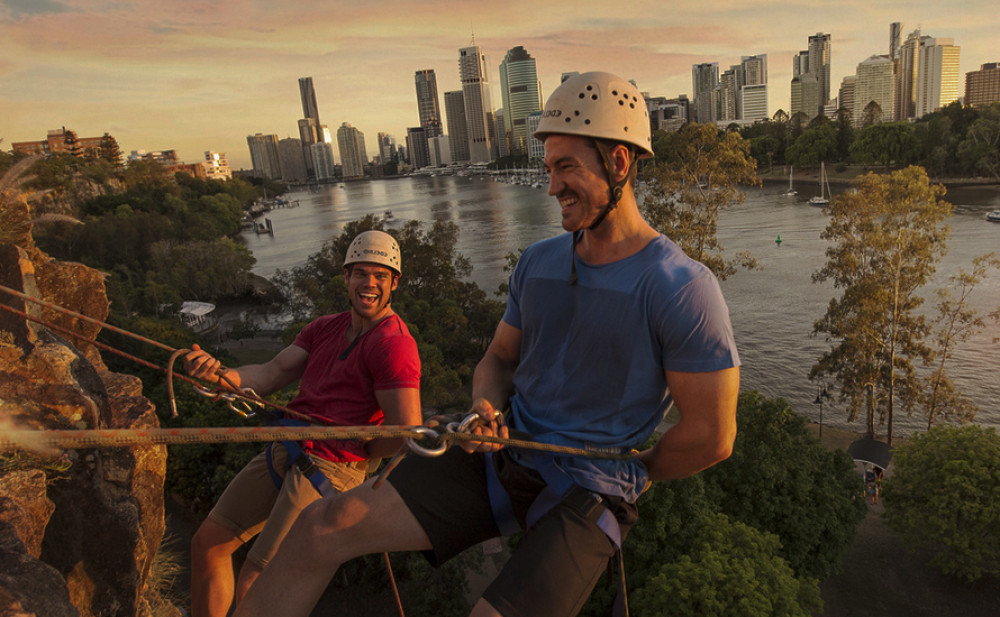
[444,90,470,163]
[790,34,830,119]
[499,46,542,155]
[459,45,496,163]
[740,55,768,122]
[896,29,922,121]
[337,123,367,179]
[853,55,895,127]
[246,133,281,180]
[916,37,960,117]
[692,62,719,123]
[414,69,442,128]
[808,33,832,112]
[297,77,329,179]
[300,77,320,122]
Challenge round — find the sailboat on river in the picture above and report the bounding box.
[809,162,831,207]
[784,166,797,196]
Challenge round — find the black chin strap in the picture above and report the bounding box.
[569,142,635,285]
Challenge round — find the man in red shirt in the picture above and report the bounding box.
[183,230,422,617]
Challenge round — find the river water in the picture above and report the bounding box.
[239,175,1000,440]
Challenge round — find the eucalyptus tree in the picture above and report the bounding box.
[641,123,759,280]
[811,166,952,444]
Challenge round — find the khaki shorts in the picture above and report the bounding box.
[208,442,368,567]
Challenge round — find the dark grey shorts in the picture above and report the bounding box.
[387,448,637,617]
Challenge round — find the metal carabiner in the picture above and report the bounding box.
[405,426,448,457]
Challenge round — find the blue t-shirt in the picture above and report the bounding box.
[503,233,740,502]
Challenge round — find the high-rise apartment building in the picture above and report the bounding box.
[790,34,830,119]
[414,69,442,129]
[853,55,895,127]
[718,67,738,122]
[838,75,856,117]
[740,55,768,122]
[444,90,470,163]
[692,62,719,123]
[896,29,922,121]
[277,138,308,183]
[310,142,337,181]
[246,133,281,180]
[297,77,329,179]
[459,45,496,163]
[889,22,903,61]
[499,46,542,155]
[808,33,832,112]
[965,62,1000,108]
[916,37,960,117]
[525,111,544,160]
[337,123,367,179]
[377,132,397,165]
[406,127,432,169]
[203,151,232,181]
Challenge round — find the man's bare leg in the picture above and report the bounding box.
[234,478,433,617]
[470,598,503,617]
[190,518,245,617]
[233,560,263,608]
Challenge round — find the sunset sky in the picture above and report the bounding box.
[2,0,996,169]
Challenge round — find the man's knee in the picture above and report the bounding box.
[192,517,243,559]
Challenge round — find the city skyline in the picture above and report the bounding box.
[1,1,997,169]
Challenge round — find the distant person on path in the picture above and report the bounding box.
[234,71,740,617]
[183,230,421,617]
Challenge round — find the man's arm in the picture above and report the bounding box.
[457,320,521,453]
[365,387,422,459]
[638,367,739,482]
[184,343,309,397]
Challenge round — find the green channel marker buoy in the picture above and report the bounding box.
[776,234,782,245]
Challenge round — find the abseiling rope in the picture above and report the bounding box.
[0,424,636,460]
[0,284,636,461]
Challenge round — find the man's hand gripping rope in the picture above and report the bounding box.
[372,400,508,489]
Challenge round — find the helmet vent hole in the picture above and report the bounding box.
[618,100,624,106]
[591,94,598,100]
[574,110,580,116]
[584,119,591,125]
[578,93,585,99]
[623,126,629,132]
[629,103,635,108]
[564,117,572,123]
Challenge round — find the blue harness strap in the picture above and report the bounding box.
[266,418,338,498]
[484,448,629,616]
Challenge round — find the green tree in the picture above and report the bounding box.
[785,122,837,167]
[882,425,1000,582]
[631,513,822,617]
[861,100,883,127]
[850,122,918,170]
[923,253,1000,429]
[642,123,759,280]
[812,167,952,443]
[100,133,123,166]
[834,107,855,161]
[700,391,866,579]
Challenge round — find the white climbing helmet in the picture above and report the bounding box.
[534,71,653,159]
[343,230,401,275]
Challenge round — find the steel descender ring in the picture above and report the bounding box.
[405,426,448,457]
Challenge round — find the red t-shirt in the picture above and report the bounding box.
[288,312,420,462]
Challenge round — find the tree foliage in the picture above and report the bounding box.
[882,425,1000,582]
[700,391,866,579]
[581,392,863,617]
[631,513,822,617]
[923,253,1000,429]
[785,121,837,168]
[850,122,919,170]
[642,122,759,280]
[812,167,951,443]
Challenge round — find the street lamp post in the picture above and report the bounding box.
[814,386,832,440]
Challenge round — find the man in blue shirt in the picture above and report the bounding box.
[235,71,740,617]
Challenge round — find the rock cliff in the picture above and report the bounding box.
[0,182,178,616]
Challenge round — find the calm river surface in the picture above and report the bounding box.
[240,175,1000,440]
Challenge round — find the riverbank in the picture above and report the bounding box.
[757,165,1000,189]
